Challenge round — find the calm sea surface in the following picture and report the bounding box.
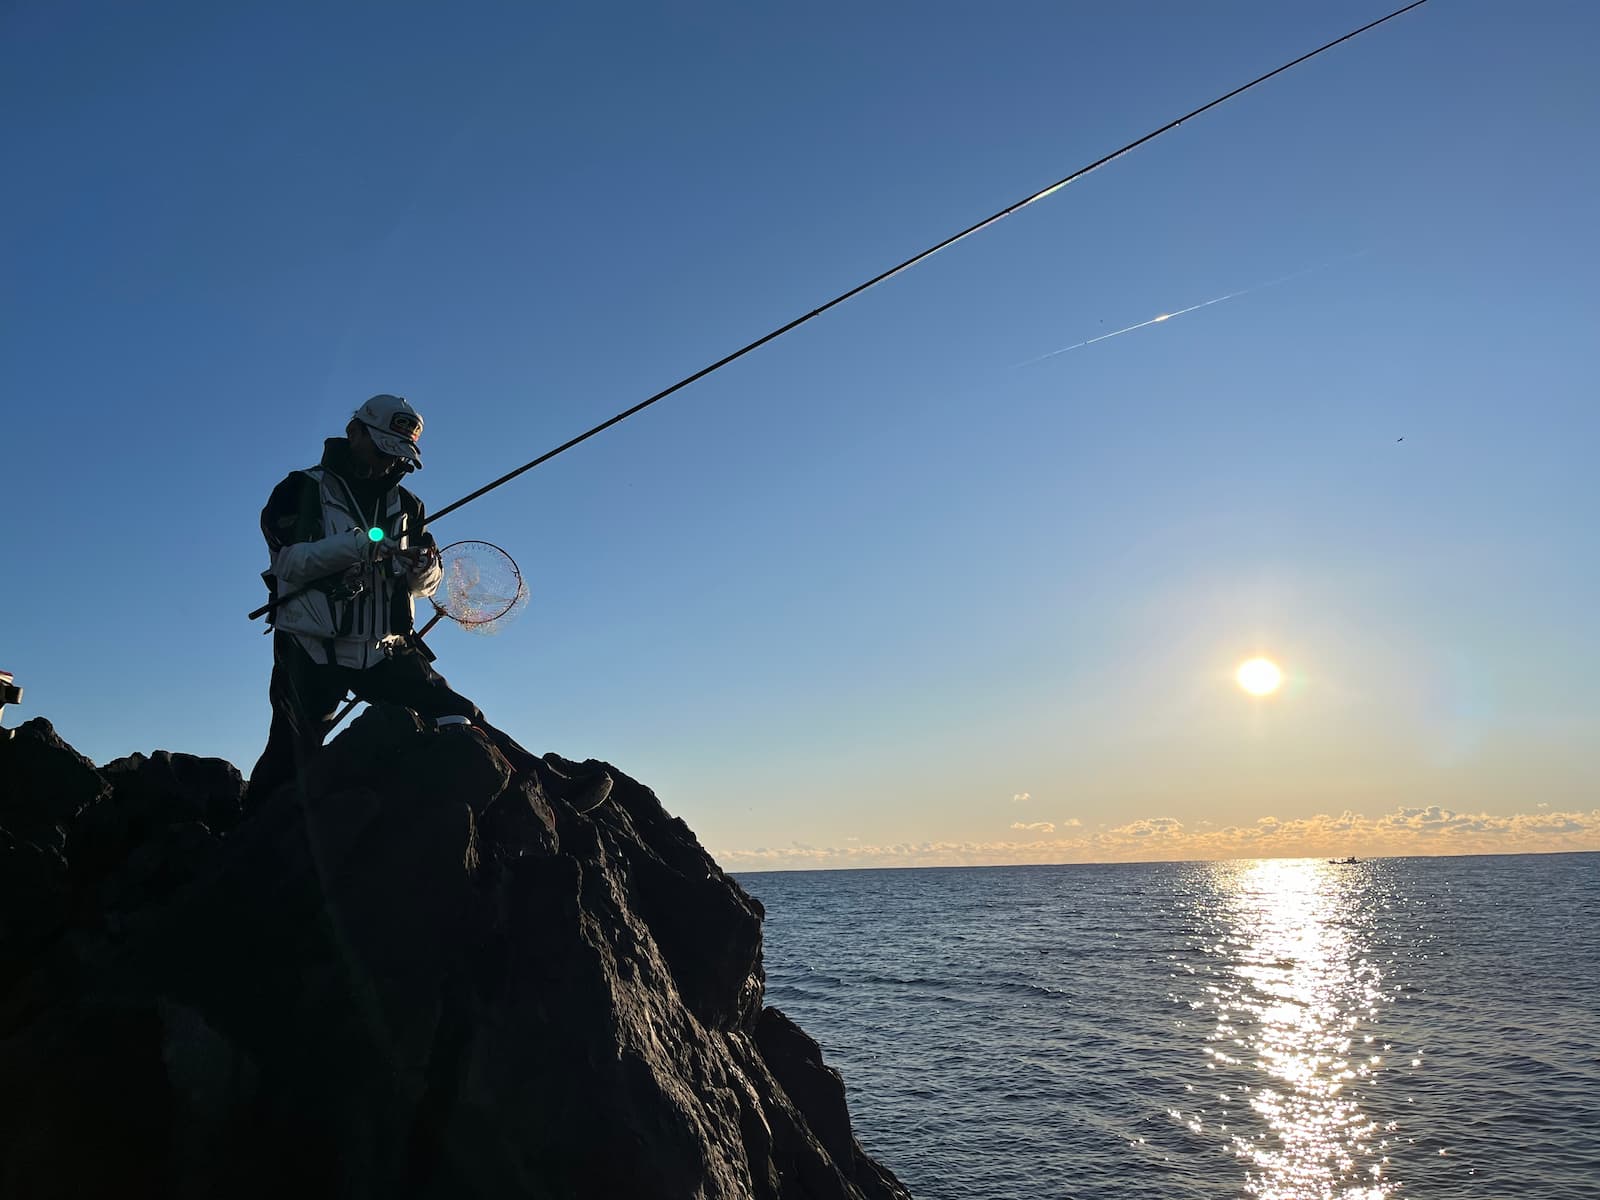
[737,854,1598,1200]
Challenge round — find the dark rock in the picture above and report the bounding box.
[757,1007,857,1169]
[0,707,913,1200]
[302,703,513,811]
[0,717,109,852]
[0,830,70,993]
[475,778,559,865]
[96,821,219,916]
[0,1001,174,1198]
[64,752,242,921]
[100,749,245,837]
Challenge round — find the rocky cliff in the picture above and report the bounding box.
[0,710,911,1200]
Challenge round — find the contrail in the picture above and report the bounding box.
[1015,257,1361,368]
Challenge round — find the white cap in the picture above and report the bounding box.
[354,394,424,469]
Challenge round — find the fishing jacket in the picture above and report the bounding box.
[261,438,443,669]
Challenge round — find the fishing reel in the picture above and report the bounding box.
[326,567,368,603]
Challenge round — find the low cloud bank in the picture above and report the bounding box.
[718,804,1600,871]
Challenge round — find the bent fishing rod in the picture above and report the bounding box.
[249,0,1427,623]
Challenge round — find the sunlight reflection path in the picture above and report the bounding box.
[1187,860,1395,1200]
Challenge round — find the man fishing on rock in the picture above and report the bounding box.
[246,393,609,817]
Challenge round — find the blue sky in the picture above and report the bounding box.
[3,1,1596,867]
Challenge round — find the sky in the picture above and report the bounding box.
[3,1,1596,869]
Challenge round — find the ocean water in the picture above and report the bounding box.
[737,854,1598,1200]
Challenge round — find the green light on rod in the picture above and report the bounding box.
[368,527,385,543]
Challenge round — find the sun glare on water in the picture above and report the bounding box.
[1236,657,1283,696]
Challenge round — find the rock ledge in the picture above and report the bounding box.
[0,711,911,1200]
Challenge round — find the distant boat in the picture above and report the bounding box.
[1328,856,1359,864]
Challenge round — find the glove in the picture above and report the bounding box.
[400,543,439,572]
[395,543,440,588]
[363,530,402,560]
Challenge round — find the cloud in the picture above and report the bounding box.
[1111,817,1184,839]
[1060,818,1082,828]
[1011,792,1032,804]
[713,803,1600,872]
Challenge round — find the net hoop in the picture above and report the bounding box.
[430,540,528,632]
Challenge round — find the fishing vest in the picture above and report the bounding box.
[268,467,419,669]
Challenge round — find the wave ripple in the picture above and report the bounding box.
[739,854,1599,1200]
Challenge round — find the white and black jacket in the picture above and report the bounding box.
[261,439,444,669]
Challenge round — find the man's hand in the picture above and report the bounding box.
[363,530,401,558]
[397,544,439,573]
[365,535,426,565]
[400,542,442,597]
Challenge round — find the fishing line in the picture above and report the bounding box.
[421,1,1428,530]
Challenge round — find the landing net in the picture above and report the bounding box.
[430,540,529,635]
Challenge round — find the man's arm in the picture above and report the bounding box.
[401,494,443,597]
[261,473,371,585]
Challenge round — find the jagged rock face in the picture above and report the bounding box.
[0,713,911,1200]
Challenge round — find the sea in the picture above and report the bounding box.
[736,854,1598,1200]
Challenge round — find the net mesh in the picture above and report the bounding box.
[432,540,528,635]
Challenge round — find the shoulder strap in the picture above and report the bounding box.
[292,469,325,544]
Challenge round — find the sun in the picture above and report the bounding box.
[1236,657,1283,696]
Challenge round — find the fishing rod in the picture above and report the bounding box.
[422,0,1426,526]
[249,0,1427,622]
